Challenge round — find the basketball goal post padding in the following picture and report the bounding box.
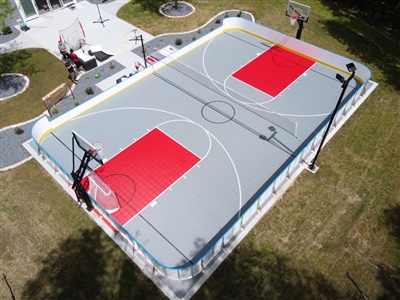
[88,171,120,214]
[59,18,86,51]
[42,83,74,117]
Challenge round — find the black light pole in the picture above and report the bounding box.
[296,19,304,40]
[308,63,357,171]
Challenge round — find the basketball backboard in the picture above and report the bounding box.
[72,130,103,164]
[286,0,311,22]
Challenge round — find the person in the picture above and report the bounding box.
[58,40,69,59]
[65,57,78,84]
[70,49,85,72]
[134,61,143,73]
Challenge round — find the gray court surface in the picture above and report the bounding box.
[30,18,372,298]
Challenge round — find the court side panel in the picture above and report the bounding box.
[232,45,315,97]
[83,128,201,225]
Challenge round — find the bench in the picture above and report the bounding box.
[74,49,97,71]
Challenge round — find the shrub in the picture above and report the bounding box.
[2,26,12,35]
[85,87,94,94]
[192,36,196,41]
[51,107,58,115]
[74,101,80,106]
[215,18,221,24]
[237,11,242,17]
[175,38,182,45]
[14,127,24,135]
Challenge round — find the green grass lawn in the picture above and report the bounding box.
[0,48,69,128]
[1,0,399,299]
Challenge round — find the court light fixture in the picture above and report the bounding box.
[308,62,357,171]
[336,73,345,84]
[346,62,357,73]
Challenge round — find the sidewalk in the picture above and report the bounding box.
[0,0,154,170]
[1,1,153,57]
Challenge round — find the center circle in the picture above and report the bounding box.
[201,101,235,124]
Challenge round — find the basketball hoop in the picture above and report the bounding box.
[290,14,299,26]
[92,141,104,156]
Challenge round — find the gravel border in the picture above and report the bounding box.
[0,59,125,170]
[0,27,21,44]
[159,1,196,18]
[133,10,253,57]
[0,73,30,100]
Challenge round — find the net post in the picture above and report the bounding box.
[67,82,75,99]
[42,83,72,117]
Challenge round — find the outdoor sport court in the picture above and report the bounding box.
[30,18,373,290]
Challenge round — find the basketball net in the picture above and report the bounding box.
[92,141,104,156]
[290,14,299,26]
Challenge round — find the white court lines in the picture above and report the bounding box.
[201,38,279,109]
[72,106,243,223]
[201,38,332,119]
[199,39,300,137]
[201,39,301,128]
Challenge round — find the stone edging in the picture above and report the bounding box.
[154,10,255,39]
[0,73,30,101]
[159,1,196,19]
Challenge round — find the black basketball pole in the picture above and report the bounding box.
[71,151,95,212]
[296,19,304,40]
[309,63,356,171]
[71,135,103,212]
[289,5,305,40]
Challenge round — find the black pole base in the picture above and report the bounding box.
[307,163,319,173]
[93,3,109,27]
[296,19,304,40]
[86,205,95,212]
[93,19,109,27]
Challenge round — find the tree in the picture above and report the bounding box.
[0,0,15,27]
[132,0,164,11]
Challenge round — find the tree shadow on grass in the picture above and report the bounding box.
[132,0,165,13]
[376,204,400,299]
[194,239,350,300]
[115,255,167,299]
[21,227,164,300]
[22,228,107,299]
[0,48,37,75]
[319,0,400,45]
[318,6,400,91]
[384,203,400,243]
